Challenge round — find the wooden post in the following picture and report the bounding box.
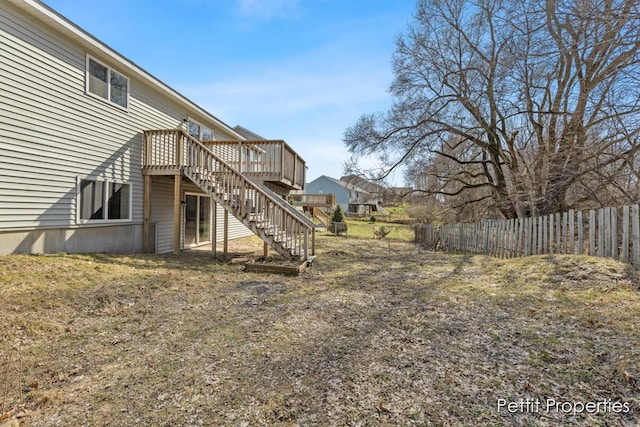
[516,218,523,257]
[176,131,183,166]
[144,132,152,165]
[555,213,561,254]
[483,222,490,254]
[263,241,269,257]
[604,207,611,257]
[223,209,229,255]
[143,175,152,253]
[632,204,639,266]
[537,216,543,255]
[561,212,568,254]
[621,205,629,263]
[212,201,217,259]
[577,210,583,255]
[611,207,618,260]
[524,218,530,256]
[598,208,604,257]
[173,174,181,255]
[549,214,554,256]
[568,209,574,254]
[589,209,596,256]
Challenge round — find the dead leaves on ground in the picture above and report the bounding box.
[0,237,639,426]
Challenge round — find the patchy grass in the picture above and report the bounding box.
[336,219,414,241]
[382,203,413,222]
[1,237,639,426]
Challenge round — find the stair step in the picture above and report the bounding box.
[181,161,313,260]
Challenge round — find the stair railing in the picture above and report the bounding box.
[144,129,315,258]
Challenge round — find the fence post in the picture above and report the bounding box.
[568,209,575,254]
[622,205,630,263]
[516,218,522,257]
[577,210,583,255]
[542,215,547,254]
[556,213,562,254]
[561,212,567,254]
[549,214,554,255]
[508,219,515,258]
[632,204,639,266]
[598,208,604,257]
[611,207,618,260]
[483,222,489,254]
[604,207,612,257]
[589,209,596,256]
[523,218,530,256]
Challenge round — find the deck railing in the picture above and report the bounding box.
[202,140,306,189]
[289,193,336,207]
[144,129,315,258]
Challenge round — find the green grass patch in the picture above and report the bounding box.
[322,218,414,241]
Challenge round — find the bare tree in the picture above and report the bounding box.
[344,0,640,219]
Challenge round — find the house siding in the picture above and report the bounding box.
[150,176,175,254]
[149,177,252,254]
[305,176,350,212]
[0,1,248,255]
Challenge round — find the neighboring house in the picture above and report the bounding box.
[340,175,386,198]
[305,175,384,216]
[0,0,315,258]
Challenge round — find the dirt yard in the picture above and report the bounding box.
[1,235,639,426]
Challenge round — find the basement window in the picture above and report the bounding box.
[86,55,129,109]
[78,179,131,222]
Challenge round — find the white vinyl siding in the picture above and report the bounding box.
[215,204,252,242]
[0,2,247,254]
[150,176,175,254]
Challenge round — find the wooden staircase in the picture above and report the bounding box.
[311,206,331,225]
[144,130,316,260]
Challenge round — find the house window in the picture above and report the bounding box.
[79,179,131,222]
[188,119,213,140]
[86,56,129,109]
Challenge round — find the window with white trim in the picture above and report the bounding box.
[188,119,213,140]
[86,55,129,109]
[79,179,131,222]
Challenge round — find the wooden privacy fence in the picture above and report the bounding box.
[415,204,640,266]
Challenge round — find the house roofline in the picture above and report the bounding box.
[312,175,371,195]
[10,0,245,140]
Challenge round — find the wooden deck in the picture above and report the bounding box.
[202,140,305,190]
[142,129,316,260]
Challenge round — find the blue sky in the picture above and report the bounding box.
[42,0,416,186]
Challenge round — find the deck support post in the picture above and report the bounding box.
[212,200,217,259]
[143,174,152,253]
[223,209,229,255]
[173,174,181,255]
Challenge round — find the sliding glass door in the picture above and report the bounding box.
[184,194,211,247]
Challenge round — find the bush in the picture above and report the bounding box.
[374,226,391,239]
[369,215,377,223]
[328,221,348,235]
[328,206,347,235]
